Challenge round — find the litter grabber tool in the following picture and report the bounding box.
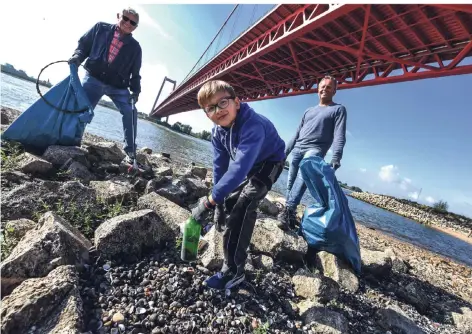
[127,97,140,177]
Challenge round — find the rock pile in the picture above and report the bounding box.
[1,107,470,334]
[349,192,472,237]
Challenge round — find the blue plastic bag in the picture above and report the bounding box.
[298,155,361,274]
[2,63,93,150]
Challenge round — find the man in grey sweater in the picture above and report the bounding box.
[278,75,347,230]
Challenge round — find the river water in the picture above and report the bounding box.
[2,72,471,266]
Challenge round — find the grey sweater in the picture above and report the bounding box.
[285,103,347,162]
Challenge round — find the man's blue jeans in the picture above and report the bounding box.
[81,72,137,155]
[286,148,324,210]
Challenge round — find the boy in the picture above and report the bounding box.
[191,80,285,290]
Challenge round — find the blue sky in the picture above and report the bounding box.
[2,3,472,217]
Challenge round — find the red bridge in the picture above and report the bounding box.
[151,4,472,117]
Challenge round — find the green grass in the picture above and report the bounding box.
[253,321,270,334]
[33,197,132,240]
[1,140,24,172]
[1,225,18,259]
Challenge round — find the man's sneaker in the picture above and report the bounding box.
[204,270,245,290]
[277,207,297,231]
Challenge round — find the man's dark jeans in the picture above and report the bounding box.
[82,72,137,155]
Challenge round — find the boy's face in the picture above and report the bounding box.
[204,90,240,127]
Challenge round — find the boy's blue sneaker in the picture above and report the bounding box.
[204,270,245,290]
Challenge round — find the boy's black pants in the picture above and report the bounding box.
[220,160,285,275]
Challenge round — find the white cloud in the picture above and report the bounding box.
[408,192,419,200]
[379,165,401,183]
[399,178,412,190]
[360,168,367,173]
[133,4,172,39]
[379,165,416,191]
[425,196,435,204]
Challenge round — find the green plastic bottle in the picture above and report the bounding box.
[181,216,202,262]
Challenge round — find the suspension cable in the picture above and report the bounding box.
[181,5,239,84]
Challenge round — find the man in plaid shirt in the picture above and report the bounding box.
[68,8,142,162]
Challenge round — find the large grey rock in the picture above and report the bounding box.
[67,161,96,184]
[3,218,36,239]
[1,180,96,221]
[451,307,472,334]
[396,281,429,313]
[175,177,210,202]
[90,177,137,204]
[42,145,89,168]
[250,218,308,262]
[94,209,163,259]
[0,265,83,334]
[316,251,359,292]
[259,197,279,216]
[385,247,409,274]
[137,192,190,241]
[1,106,21,125]
[200,226,224,270]
[156,183,186,206]
[298,300,349,334]
[86,141,125,164]
[144,176,171,194]
[16,152,53,175]
[155,166,173,177]
[139,147,153,154]
[189,165,207,180]
[361,248,392,277]
[95,161,120,174]
[376,305,425,334]
[1,211,91,296]
[253,254,274,271]
[292,268,339,303]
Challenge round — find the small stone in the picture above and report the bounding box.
[113,312,125,323]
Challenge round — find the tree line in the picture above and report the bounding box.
[139,115,212,142]
[1,63,52,88]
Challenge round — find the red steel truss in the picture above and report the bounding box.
[152,4,472,117]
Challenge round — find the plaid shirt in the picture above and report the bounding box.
[108,28,124,63]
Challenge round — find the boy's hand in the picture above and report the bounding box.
[191,197,215,223]
[214,204,226,232]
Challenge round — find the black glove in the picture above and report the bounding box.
[214,204,226,232]
[331,159,341,170]
[68,55,82,67]
[129,93,139,103]
[191,197,215,223]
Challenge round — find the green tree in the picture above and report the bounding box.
[172,122,182,132]
[200,130,211,141]
[433,200,449,212]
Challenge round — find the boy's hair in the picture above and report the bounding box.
[197,80,236,108]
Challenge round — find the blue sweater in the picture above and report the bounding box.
[285,103,347,162]
[211,103,285,203]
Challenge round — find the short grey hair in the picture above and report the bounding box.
[123,7,139,22]
[319,75,338,92]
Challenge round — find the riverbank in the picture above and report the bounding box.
[348,192,472,241]
[1,106,471,333]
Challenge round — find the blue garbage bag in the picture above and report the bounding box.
[298,155,362,275]
[2,63,93,150]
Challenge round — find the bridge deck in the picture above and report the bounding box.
[152,4,472,117]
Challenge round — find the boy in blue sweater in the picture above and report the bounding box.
[191,80,285,290]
